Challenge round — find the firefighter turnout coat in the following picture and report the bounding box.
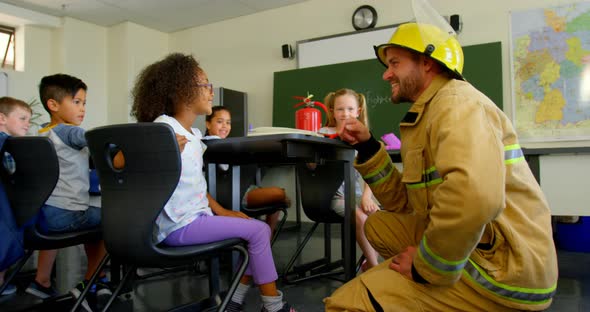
[355,75,558,311]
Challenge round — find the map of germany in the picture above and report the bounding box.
[512,3,590,141]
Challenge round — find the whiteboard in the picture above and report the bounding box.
[0,72,7,97]
[297,25,398,69]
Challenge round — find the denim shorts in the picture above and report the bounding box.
[40,204,101,234]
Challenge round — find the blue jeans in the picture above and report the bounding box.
[40,204,101,234]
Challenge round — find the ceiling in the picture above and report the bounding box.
[0,0,310,32]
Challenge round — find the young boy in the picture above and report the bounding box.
[0,96,32,296]
[0,96,31,138]
[24,74,110,309]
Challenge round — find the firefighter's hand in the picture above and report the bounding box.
[337,118,371,145]
[389,246,417,281]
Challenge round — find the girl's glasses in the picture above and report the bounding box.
[197,83,213,93]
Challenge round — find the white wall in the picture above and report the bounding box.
[61,18,108,130]
[107,23,129,124]
[540,154,590,216]
[107,22,168,123]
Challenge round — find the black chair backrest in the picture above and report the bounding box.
[296,162,345,223]
[0,137,59,228]
[85,123,181,265]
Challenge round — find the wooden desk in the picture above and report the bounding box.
[203,134,358,281]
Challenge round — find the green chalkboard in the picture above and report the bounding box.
[273,41,503,139]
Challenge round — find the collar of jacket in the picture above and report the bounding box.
[400,75,451,127]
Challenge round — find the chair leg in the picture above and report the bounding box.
[208,257,220,298]
[0,250,34,294]
[100,264,137,312]
[270,208,288,246]
[355,255,366,274]
[282,222,319,283]
[70,253,110,312]
[0,249,33,294]
[218,245,249,312]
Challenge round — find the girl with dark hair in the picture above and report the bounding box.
[203,106,291,238]
[131,53,295,312]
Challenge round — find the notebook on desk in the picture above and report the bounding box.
[247,126,322,137]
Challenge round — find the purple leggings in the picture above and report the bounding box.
[163,214,278,285]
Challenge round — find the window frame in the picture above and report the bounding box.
[0,25,16,70]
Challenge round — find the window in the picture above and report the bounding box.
[0,25,15,70]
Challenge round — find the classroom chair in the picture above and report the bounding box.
[85,123,248,312]
[0,136,103,311]
[282,161,361,284]
[211,164,289,246]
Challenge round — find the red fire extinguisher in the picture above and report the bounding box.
[293,94,328,132]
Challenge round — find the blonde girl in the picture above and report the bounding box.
[319,88,380,271]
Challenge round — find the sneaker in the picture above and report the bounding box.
[225,300,243,312]
[262,302,297,312]
[69,280,93,312]
[25,280,57,299]
[95,277,112,297]
[94,278,112,310]
[1,284,17,296]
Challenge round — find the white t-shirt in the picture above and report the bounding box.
[154,115,213,243]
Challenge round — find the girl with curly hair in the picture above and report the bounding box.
[131,53,296,312]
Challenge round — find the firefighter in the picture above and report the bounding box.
[324,22,558,311]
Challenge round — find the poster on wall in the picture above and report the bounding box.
[510,2,590,142]
[0,72,7,97]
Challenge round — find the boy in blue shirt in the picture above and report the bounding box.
[24,74,110,310]
[0,96,32,296]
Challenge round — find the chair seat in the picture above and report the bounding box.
[24,227,102,250]
[155,238,246,259]
[107,238,247,269]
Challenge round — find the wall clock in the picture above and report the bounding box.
[352,5,378,31]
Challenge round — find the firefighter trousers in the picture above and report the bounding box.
[324,210,517,312]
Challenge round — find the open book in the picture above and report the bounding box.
[247,126,322,137]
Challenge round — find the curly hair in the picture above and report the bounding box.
[131,53,203,122]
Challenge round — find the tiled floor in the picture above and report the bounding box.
[1,222,589,311]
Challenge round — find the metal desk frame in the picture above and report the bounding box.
[204,134,357,281]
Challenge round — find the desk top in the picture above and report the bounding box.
[203,134,355,165]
